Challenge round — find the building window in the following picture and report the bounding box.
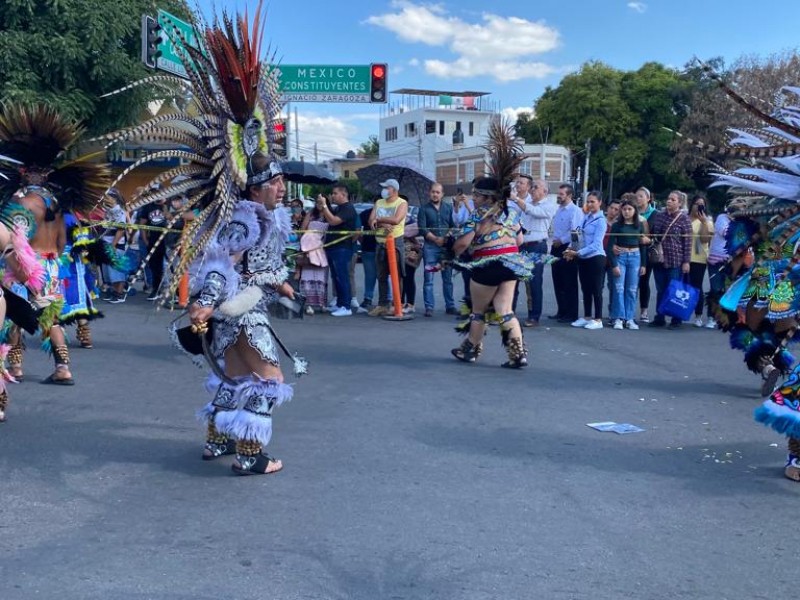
[425,120,436,134]
[439,121,444,136]
[404,122,417,138]
[384,127,398,142]
[519,160,532,176]
[468,122,474,136]
[465,161,475,182]
[344,170,350,178]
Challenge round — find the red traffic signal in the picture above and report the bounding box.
[370,63,387,103]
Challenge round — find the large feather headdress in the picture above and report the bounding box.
[96,1,284,300]
[478,116,525,212]
[0,104,111,216]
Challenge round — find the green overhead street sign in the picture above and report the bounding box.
[278,64,388,103]
[141,10,199,79]
[156,9,199,78]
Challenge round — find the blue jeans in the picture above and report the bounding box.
[422,244,454,310]
[327,247,354,308]
[518,240,547,320]
[361,251,376,303]
[612,251,641,321]
[653,265,682,323]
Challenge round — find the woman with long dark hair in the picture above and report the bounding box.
[565,191,608,330]
[607,198,646,330]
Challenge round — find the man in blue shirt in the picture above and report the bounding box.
[549,184,584,322]
[418,182,457,317]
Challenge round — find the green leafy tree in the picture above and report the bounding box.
[520,60,695,198]
[0,0,191,134]
[359,135,379,157]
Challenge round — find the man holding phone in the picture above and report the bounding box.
[511,175,556,327]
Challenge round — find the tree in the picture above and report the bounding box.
[521,60,695,197]
[0,0,191,135]
[675,51,800,183]
[359,135,379,157]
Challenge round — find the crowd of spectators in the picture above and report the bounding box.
[98,176,724,337]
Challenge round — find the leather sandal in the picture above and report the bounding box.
[231,453,283,476]
[202,439,236,461]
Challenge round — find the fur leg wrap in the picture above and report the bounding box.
[501,336,528,369]
[52,344,70,367]
[452,338,483,362]
[786,437,800,482]
[235,439,262,456]
[212,377,293,447]
[76,322,92,348]
[206,419,228,444]
[8,344,23,369]
[0,389,7,421]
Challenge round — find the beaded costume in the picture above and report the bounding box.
[0,104,111,385]
[451,118,549,369]
[688,69,800,480]
[102,1,306,474]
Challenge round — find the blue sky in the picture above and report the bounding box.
[196,0,800,162]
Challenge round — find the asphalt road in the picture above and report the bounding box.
[0,277,793,600]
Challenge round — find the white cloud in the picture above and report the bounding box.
[287,112,362,161]
[408,58,420,67]
[627,2,647,13]
[366,2,561,83]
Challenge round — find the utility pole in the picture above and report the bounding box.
[294,106,300,160]
[314,142,318,164]
[608,145,618,203]
[582,138,591,203]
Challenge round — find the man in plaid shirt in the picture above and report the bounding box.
[648,192,691,329]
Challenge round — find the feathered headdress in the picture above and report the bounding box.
[477,116,525,213]
[95,1,284,301]
[0,104,111,216]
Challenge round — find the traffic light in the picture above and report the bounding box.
[272,119,286,139]
[271,118,287,157]
[369,63,387,103]
[141,15,163,69]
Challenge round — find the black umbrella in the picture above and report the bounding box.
[356,159,435,205]
[280,160,337,185]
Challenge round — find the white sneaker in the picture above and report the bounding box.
[705,319,717,329]
[328,299,338,309]
[571,318,589,328]
[584,320,603,330]
[351,298,360,310]
[640,311,649,323]
[694,318,704,328]
[626,319,639,330]
[613,319,624,330]
[330,307,352,317]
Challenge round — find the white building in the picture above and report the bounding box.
[378,89,571,195]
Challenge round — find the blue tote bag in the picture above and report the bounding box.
[658,277,700,322]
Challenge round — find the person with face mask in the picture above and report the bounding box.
[367,179,408,316]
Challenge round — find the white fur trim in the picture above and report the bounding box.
[218,285,263,317]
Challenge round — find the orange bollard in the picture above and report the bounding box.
[385,234,403,317]
[178,272,189,308]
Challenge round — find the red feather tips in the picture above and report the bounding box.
[205,0,266,125]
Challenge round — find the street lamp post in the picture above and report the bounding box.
[608,145,618,203]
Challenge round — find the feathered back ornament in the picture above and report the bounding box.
[94,0,285,303]
[483,116,525,210]
[0,104,111,215]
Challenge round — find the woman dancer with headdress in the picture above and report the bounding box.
[96,2,307,474]
[450,118,550,369]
